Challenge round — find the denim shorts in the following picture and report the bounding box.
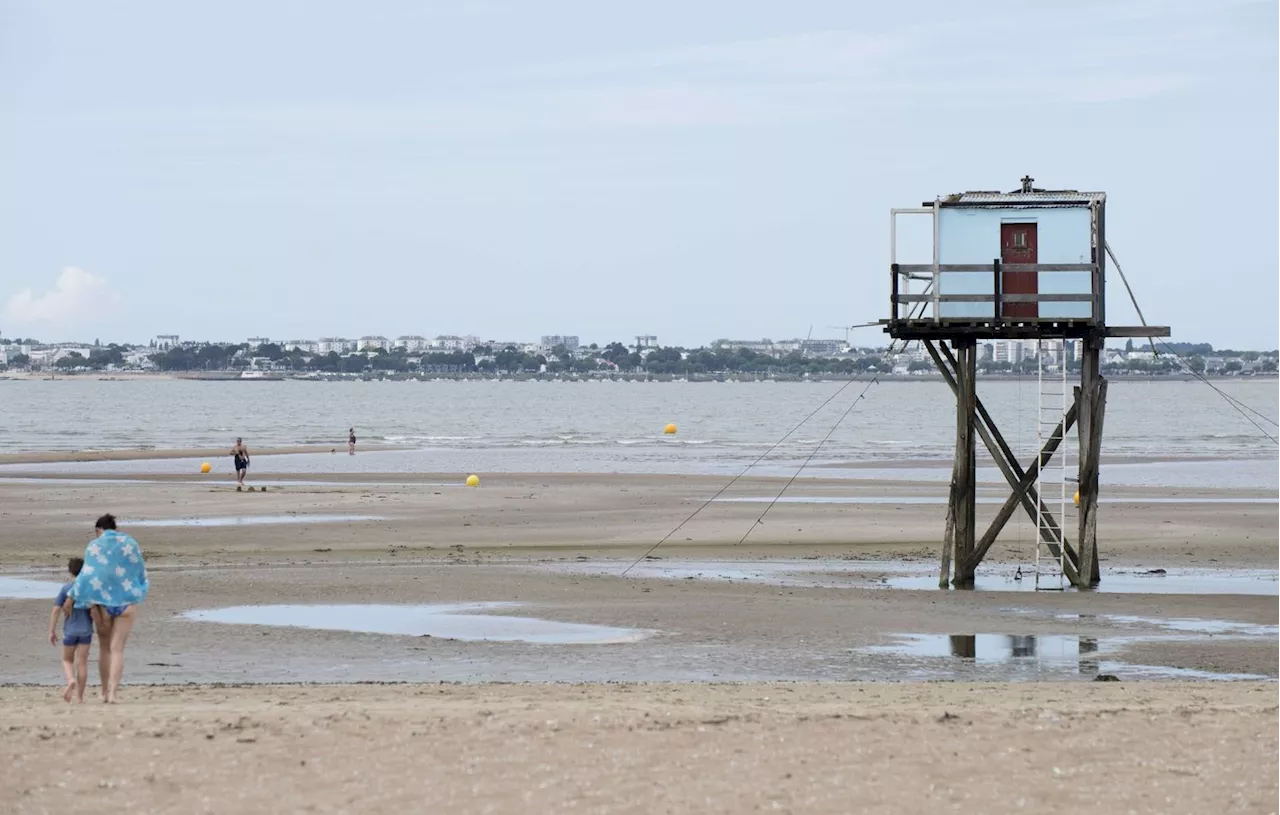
[63,633,91,647]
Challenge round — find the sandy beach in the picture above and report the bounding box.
[1,455,1276,813]
[2,682,1275,814]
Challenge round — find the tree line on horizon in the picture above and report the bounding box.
[3,339,1276,376]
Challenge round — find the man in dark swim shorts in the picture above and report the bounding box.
[231,437,250,491]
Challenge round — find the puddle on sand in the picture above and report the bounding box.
[124,514,383,528]
[881,567,1279,595]
[0,576,67,599]
[0,477,457,489]
[863,634,1272,681]
[547,559,1279,596]
[1078,614,1278,638]
[712,496,1278,505]
[182,602,650,644]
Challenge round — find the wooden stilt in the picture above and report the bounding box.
[966,406,1081,585]
[926,341,1079,572]
[1076,341,1107,586]
[951,341,978,585]
[940,489,955,588]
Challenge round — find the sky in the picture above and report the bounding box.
[1,0,1276,349]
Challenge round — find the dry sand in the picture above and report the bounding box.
[2,683,1275,815]
[1,460,1276,813]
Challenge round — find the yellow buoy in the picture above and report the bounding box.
[1073,490,1081,507]
[465,474,480,487]
[664,423,677,435]
[200,462,212,474]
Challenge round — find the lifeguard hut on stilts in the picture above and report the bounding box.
[883,177,1169,589]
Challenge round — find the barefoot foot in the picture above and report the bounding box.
[62,682,75,703]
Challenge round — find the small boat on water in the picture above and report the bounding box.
[238,370,284,381]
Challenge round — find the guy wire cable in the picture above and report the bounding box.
[737,376,880,545]
[619,376,865,577]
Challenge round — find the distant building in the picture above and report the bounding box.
[712,339,775,355]
[431,335,475,352]
[773,339,803,355]
[125,349,155,369]
[540,335,580,352]
[284,339,318,353]
[317,337,355,355]
[991,340,1035,365]
[485,340,524,352]
[394,335,429,352]
[153,334,179,350]
[247,337,271,348]
[358,336,391,351]
[800,338,843,357]
[635,335,658,350]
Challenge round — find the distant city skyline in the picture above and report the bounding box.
[2,1,1275,348]
[1,329,1271,355]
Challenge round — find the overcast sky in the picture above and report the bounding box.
[2,0,1276,348]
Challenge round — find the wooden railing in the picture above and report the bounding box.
[890,262,1100,324]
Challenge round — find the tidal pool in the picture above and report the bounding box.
[181,602,650,644]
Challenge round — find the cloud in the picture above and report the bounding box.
[2,267,121,328]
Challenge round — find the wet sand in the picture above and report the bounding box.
[1,460,1276,812]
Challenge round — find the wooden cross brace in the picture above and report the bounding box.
[924,341,1082,585]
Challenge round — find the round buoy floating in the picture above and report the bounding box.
[465,474,480,487]
[200,462,212,474]
[1073,490,1081,507]
[663,423,677,435]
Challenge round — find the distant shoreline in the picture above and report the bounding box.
[0,446,1264,470]
[1,371,1272,384]
[0,445,393,466]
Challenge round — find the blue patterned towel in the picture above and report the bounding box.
[69,529,150,609]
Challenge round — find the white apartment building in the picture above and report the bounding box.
[431,335,477,352]
[991,340,1034,364]
[712,339,775,355]
[635,335,658,349]
[153,334,180,350]
[394,335,429,352]
[247,337,272,348]
[284,339,318,353]
[317,337,356,355]
[358,336,391,351]
[800,338,844,357]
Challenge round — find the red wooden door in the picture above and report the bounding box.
[1000,222,1038,319]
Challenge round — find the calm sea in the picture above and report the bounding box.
[2,379,1276,487]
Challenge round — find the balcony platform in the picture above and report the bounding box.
[882,319,1170,342]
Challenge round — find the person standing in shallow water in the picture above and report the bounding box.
[65,514,149,704]
[231,437,250,490]
[348,427,356,455]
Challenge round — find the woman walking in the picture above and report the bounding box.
[348,427,356,455]
[65,514,149,703]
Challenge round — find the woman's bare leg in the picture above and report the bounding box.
[91,607,112,702]
[105,607,137,704]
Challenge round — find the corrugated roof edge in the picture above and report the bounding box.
[930,190,1106,206]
